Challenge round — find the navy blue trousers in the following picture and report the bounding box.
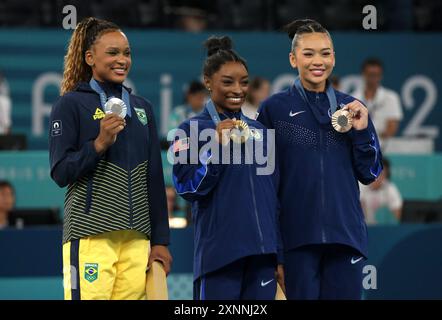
[194,254,277,300]
[284,244,364,300]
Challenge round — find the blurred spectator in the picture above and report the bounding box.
[329,74,341,91]
[242,77,270,119]
[166,186,187,228]
[360,158,403,225]
[0,72,12,134]
[0,180,15,229]
[353,58,403,147]
[174,6,207,32]
[168,80,207,133]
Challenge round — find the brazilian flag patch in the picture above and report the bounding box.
[134,107,148,126]
[84,263,99,283]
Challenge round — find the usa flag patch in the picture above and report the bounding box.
[173,137,190,153]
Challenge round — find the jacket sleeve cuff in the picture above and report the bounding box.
[150,235,170,246]
[350,128,372,145]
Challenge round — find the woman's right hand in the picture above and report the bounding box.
[215,118,236,145]
[94,113,126,154]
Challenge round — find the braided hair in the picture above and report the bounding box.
[60,17,119,95]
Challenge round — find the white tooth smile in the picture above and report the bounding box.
[227,97,242,102]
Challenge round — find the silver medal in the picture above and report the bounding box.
[104,97,127,118]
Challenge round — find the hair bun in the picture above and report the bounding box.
[283,19,321,39]
[204,36,233,57]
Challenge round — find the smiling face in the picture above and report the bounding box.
[85,30,131,84]
[204,61,249,112]
[289,32,335,92]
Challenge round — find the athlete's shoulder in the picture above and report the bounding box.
[130,94,153,109]
[177,110,211,132]
[265,88,293,105]
[334,90,360,105]
[53,82,97,108]
[260,88,293,113]
[52,90,87,114]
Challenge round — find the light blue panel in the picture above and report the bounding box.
[167,273,193,300]
[0,277,63,300]
[0,274,193,300]
[0,151,65,211]
[388,154,442,200]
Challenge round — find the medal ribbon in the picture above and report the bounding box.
[89,78,132,117]
[294,77,338,117]
[205,99,246,124]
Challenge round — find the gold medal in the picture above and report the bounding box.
[331,109,352,133]
[230,120,250,144]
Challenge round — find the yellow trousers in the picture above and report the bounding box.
[63,230,149,300]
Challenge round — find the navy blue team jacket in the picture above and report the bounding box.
[173,107,280,280]
[257,83,382,257]
[49,81,169,245]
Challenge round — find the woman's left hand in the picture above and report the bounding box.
[148,245,173,275]
[343,100,369,131]
[275,264,286,295]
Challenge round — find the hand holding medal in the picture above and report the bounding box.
[230,119,250,144]
[94,113,126,154]
[215,118,250,145]
[332,100,368,132]
[215,118,236,145]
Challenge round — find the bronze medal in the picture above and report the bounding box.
[331,109,352,133]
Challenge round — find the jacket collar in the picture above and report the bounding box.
[202,106,243,121]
